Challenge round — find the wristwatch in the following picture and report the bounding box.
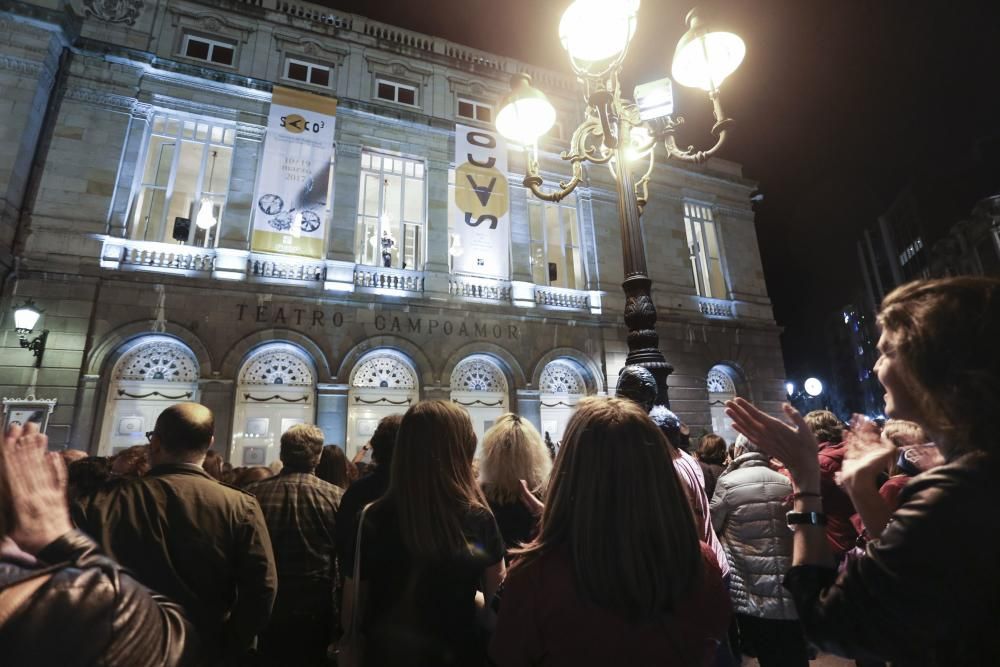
[786,511,827,530]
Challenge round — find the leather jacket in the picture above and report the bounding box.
[0,530,200,666]
[785,450,1000,666]
[710,452,797,620]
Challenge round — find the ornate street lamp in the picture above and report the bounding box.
[13,299,48,367]
[495,2,745,404]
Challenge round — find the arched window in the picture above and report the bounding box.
[707,364,740,446]
[539,359,588,447]
[346,351,419,457]
[450,355,509,449]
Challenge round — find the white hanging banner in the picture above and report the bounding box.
[452,124,510,279]
[251,86,337,259]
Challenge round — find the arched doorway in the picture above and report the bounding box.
[707,365,739,446]
[538,359,588,449]
[98,336,200,456]
[346,351,419,458]
[450,355,509,451]
[232,343,316,466]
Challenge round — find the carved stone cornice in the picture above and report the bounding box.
[64,85,138,113]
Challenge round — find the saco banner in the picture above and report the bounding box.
[452,123,509,279]
[251,86,337,259]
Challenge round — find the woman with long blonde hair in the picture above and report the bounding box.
[478,413,552,556]
[490,397,730,666]
[341,400,505,667]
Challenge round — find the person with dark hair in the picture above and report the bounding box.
[110,444,150,478]
[73,402,277,665]
[696,433,728,499]
[490,397,730,666]
[802,410,857,563]
[0,421,201,666]
[726,276,1000,665]
[340,402,504,667]
[66,456,112,503]
[234,465,273,488]
[316,444,352,489]
[711,434,806,666]
[202,449,224,482]
[247,424,343,667]
[335,414,403,575]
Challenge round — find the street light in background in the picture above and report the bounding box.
[786,376,826,412]
[13,299,48,367]
[495,2,744,404]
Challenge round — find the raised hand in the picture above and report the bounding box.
[518,479,545,519]
[837,414,895,492]
[2,422,73,554]
[724,398,821,492]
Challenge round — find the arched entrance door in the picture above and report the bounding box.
[539,359,588,448]
[707,365,739,446]
[232,344,316,466]
[450,355,509,451]
[99,336,200,456]
[346,351,418,458]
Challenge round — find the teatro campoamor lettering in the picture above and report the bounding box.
[236,304,520,340]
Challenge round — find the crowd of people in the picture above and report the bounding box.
[0,275,998,666]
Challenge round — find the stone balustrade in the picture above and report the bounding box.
[698,297,737,319]
[534,286,590,310]
[247,254,325,282]
[449,276,512,302]
[353,266,424,293]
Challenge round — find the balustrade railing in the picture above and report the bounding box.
[248,254,325,282]
[353,266,424,293]
[103,238,216,273]
[449,276,511,302]
[698,297,737,319]
[534,286,590,310]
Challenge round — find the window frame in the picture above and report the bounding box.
[683,201,730,300]
[283,57,333,88]
[456,97,493,124]
[374,78,419,107]
[127,113,236,249]
[356,150,427,270]
[180,33,237,67]
[525,192,585,290]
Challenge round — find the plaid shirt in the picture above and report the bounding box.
[247,471,343,583]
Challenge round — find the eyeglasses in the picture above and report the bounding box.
[145,431,156,441]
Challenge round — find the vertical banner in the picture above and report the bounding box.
[453,123,510,278]
[251,86,337,258]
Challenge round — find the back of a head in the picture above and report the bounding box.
[478,413,552,504]
[733,433,760,456]
[236,466,273,488]
[202,450,224,481]
[155,402,214,456]
[111,445,151,477]
[524,397,702,620]
[280,423,325,471]
[695,434,728,465]
[316,445,350,487]
[879,276,1000,452]
[370,413,403,468]
[389,400,486,559]
[804,410,844,445]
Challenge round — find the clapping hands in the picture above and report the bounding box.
[724,398,821,492]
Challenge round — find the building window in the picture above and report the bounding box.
[527,193,584,290]
[375,79,417,106]
[356,151,426,269]
[684,202,728,299]
[457,98,492,123]
[128,113,235,247]
[284,58,331,87]
[181,34,235,66]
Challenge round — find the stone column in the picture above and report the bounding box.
[328,142,361,263]
[106,104,154,238]
[423,157,451,300]
[514,388,541,433]
[317,384,349,446]
[70,374,102,454]
[198,380,235,454]
[218,122,265,250]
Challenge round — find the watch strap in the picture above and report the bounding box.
[786,511,827,528]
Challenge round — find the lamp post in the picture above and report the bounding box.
[786,377,825,412]
[495,2,744,404]
[13,299,48,367]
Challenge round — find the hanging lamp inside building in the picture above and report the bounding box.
[195,150,219,230]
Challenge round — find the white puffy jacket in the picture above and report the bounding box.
[710,452,798,620]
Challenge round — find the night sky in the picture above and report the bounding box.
[322,0,1000,379]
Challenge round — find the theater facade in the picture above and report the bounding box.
[0,0,786,463]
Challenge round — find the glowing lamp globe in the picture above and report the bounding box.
[559,0,640,64]
[195,199,217,230]
[14,302,41,333]
[785,381,795,396]
[495,74,557,146]
[804,377,824,397]
[671,8,745,91]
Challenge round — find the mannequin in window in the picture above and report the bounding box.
[380,230,396,268]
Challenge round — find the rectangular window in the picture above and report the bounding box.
[375,79,418,106]
[457,98,492,123]
[181,34,235,66]
[684,202,728,299]
[128,113,235,248]
[284,58,331,87]
[356,151,426,269]
[524,193,584,290]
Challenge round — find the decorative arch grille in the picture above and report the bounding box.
[352,355,417,389]
[707,367,737,395]
[539,361,585,395]
[239,346,315,386]
[451,357,507,393]
[114,338,199,382]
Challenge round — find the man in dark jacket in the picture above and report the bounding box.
[73,402,277,665]
[247,423,343,667]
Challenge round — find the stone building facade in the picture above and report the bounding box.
[0,0,785,461]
